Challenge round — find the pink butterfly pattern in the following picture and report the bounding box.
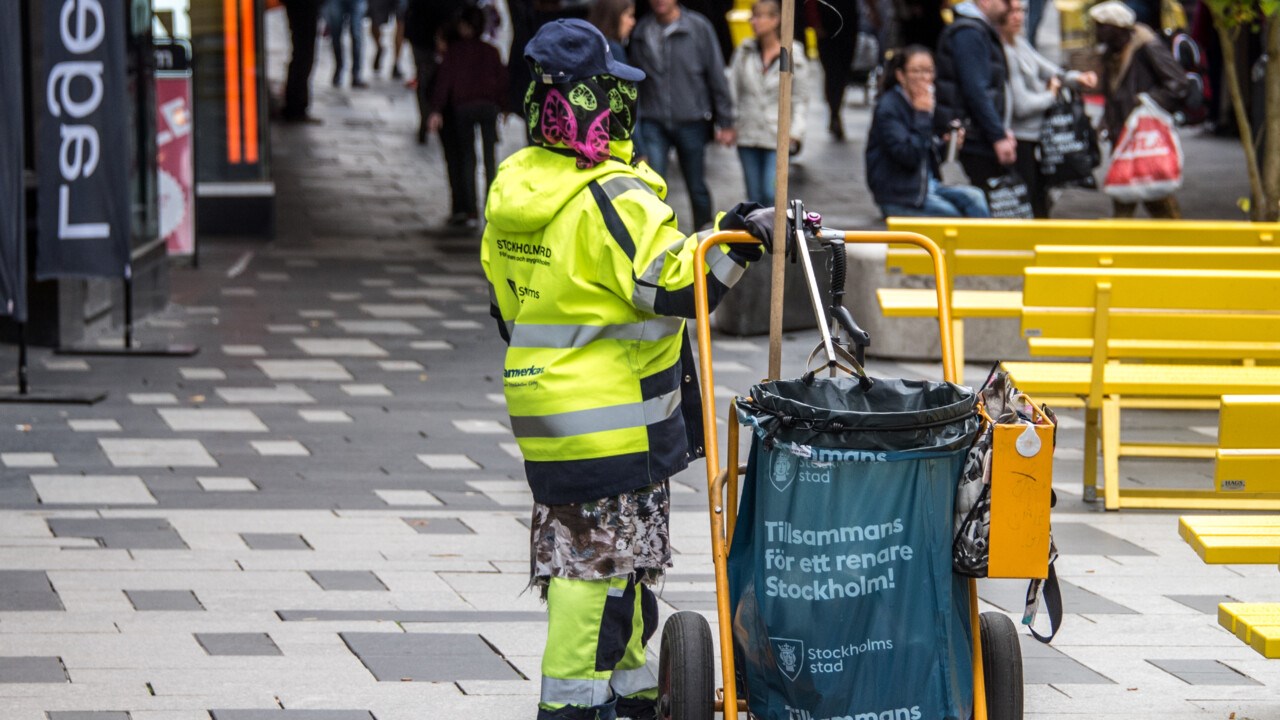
[541,88,611,168]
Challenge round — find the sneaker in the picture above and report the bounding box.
[352,79,368,89]
[391,65,403,80]
[445,212,470,227]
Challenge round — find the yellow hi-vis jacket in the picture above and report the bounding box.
[481,143,752,505]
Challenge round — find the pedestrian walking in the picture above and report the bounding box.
[403,0,466,143]
[729,0,810,207]
[865,46,990,217]
[327,0,369,88]
[803,0,858,140]
[1000,0,1096,217]
[481,19,773,720]
[280,0,325,122]
[367,0,407,78]
[935,0,1016,190]
[427,4,508,227]
[588,0,638,63]
[629,0,736,230]
[1091,0,1190,218]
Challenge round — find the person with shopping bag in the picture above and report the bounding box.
[1000,0,1097,217]
[1090,0,1190,218]
[481,19,775,720]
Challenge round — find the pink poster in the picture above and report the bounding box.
[156,74,195,257]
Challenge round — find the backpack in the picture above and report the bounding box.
[1162,29,1209,125]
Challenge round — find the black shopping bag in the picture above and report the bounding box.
[984,173,1034,219]
[1039,90,1100,189]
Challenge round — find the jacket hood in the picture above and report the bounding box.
[953,1,989,23]
[485,142,666,233]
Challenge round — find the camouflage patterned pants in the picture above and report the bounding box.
[530,480,672,593]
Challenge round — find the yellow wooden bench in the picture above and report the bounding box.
[1179,514,1280,659]
[876,219,1280,375]
[1216,395,1280,495]
[1001,268,1280,510]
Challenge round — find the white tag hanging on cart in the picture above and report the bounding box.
[1016,422,1042,458]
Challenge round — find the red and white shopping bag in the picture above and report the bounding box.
[1103,94,1184,203]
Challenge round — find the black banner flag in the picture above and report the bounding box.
[1,0,26,321]
[36,0,131,280]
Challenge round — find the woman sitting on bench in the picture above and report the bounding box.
[864,46,990,219]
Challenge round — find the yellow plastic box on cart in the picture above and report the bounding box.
[986,420,1053,580]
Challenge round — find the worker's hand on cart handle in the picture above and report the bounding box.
[719,203,775,262]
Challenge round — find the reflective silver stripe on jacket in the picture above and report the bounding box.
[507,316,683,349]
[706,245,746,287]
[510,389,681,439]
[609,663,658,697]
[631,233,704,312]
[600,175,656,201]
[541,676,613,708]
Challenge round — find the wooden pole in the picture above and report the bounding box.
[767,0,797,380]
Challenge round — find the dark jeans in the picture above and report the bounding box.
[880,178,990,218]
[410,42,437,140]
[818,33,855,126]
[282,0,322,118]
[328,0,367,83]
[737,146,777,207]
[1014,140,1052,218]
[638,120,714,229]
[441,103,499,218]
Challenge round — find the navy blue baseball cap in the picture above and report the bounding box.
[524,18,646,84]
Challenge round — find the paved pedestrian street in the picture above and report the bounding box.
[0,17,1277,720]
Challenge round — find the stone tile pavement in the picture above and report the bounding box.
[0,11,1275,720]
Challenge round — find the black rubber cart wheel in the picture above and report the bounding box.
[979,611,1024,720]
[658,611,715,720]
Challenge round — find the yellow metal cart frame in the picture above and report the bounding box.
[689,228,989,720]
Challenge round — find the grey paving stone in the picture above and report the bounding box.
[1018,636,1113,685]
[1051,523,1156,556]
[0,571,64,611]
[308,571,388,591]
[402,517,474,535]
[241,533,312,550]
[340,632,521,681]
[979,578,1136,615]
[125,590,205,611]
[195,633,282,656]
[0,656,67,683]
[1166,594,1237,614]
[277,610,545,622]
[1147,659,1261,686]
[47,518,188,549]
[46,713,132,720]
[209,707,373,712]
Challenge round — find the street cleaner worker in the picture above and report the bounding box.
[481,18,775,720]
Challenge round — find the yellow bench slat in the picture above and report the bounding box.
[1023,267,1280,311]
[1027,337,1280,359]
[876,288,1022,318]
[1003,362,1280,398]
[1034,245,1280,270]
[1220,396,1280,448]
[1184,534,1280,564]
[1215,450,1280,493]
[1217,604,1280,659]
[887,249,1032,276]
[886,218,1280,253]
[1248,625,1280,658]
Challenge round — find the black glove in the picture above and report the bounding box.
[720,202,775,261]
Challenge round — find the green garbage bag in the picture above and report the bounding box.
[728,376,980,720]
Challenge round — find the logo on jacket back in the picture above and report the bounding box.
[770,637,805,681]
[495,238,552,266]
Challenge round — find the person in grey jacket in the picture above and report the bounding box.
[629,0,736,229]
[728,0,809,207]
[1001,0,1096,217]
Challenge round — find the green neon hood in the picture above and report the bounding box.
[484,142,667,234]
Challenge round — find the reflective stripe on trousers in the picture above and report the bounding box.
[541,575,659,715]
